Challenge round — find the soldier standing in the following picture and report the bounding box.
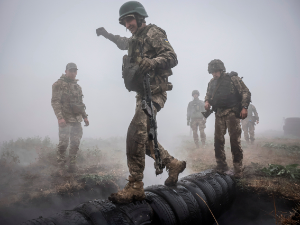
[96,1,186,203]
[51,63,89,174]
[187,90,206,148]
[204,59,251,178]
[241,103,259,144]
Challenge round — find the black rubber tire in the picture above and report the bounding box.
[21,217,55,225]
[177,179,209,224]
[173,185,202,225]
[181,174,218,216]
[74,199,132,225]
[73,200,110,225]
[118,200,153,225]
[219,174,236,204]
[145,191,177,225]
[213,173,230,211]
[145,185,190,225]
[47,210,92,225]
[203,176,223,217]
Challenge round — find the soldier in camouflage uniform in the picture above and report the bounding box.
[241,103,259,144]
[204,59,251,178]
[187,90,206,148]
[51,63,89,174]
[96,1,186,203]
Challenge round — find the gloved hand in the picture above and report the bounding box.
[139,58,157,75]
[96,27,108,37]
[187,121,190,126]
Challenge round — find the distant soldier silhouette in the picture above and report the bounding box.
[241,103,259,144]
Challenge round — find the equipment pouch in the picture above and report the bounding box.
[70,102,86,114]
[122,55,143,92]
[150,82,173,95]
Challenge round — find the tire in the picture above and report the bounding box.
[213,173,230,211]
[145,185,190,225]
[21,218,55,225]
[204,176,223,217]
[48,210,92,225]
[219,174,236,204]
[181,174,218,216]
[173,185,202,225]
[177,179,209,224]
[74,199,130,225]
[118,200,153,225]
[145,191,177,225]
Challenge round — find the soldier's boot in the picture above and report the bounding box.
[55,154,67,176]
[195,141,200,148]
[233,162,243,179]
[67,155,78,173]
[215,162,229,173]
[165,159,186,186]
[201,140,206,147]
[250,139,255,145]
[108,175,145,204]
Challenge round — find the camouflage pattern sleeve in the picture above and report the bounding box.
[204,79,214,103]
[252,105,259,121]
[147,27,178,69]
[78,85,88,119]
[105,33,129,50]
[51,81,63,120]
[231,76,251,108]
[187,102,192,121]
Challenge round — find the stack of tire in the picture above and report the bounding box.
[22,169,235,225]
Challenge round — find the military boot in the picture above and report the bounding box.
[214,161,229,173]
[195,141,200,148]
[165,159,186,186]
[108,175,145,204]
[233,162,243,179]
[67,155,78,173]
[55,154,67,176]
[201,140,205,148]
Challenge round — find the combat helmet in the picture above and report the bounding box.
[208,59,226,74]
[119,1,148,27]
[192,90,200,96]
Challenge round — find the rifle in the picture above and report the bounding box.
[141,73,163,176]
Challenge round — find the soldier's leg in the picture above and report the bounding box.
[249,123,255,144]
[191,120,200,148]
[57,124,71,169]
[199,119,206,146]
[68,122,83,172]
[241,121,250,143]
[226,112,243,178]
[214,115,228,171]
[109,101,147,203]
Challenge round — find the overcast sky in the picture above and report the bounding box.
[0,0,299,143]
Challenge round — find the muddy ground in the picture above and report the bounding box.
[0,134,299,224]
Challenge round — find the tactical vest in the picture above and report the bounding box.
[212,74,240,109]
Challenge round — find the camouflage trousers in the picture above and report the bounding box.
[214,111,243,168]
[126,100,174,181]
[190,118,206,144]
[57,122,83,167]
[241,120,255,142]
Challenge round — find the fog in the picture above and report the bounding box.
[0,0,300,144]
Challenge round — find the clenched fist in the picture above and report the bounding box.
[96,27,108,37]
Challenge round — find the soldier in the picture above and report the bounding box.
[96,1,186,203]
[187,90,206,148]
[51,63,89,174]
[241,103,259,144]
[204,59,251,178]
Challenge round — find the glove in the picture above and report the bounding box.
[96,27,108,37]
[187,121,190,126]
[139,58,157,75]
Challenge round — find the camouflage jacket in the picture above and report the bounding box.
[205,72,251,117]
[187,98,205,121]
[51,74,87,123]
[105,24,178,108]
[244,104,259,123]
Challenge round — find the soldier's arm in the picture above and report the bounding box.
[187,102,191,121]
[79,86,88,119]
[51,81,63,120]
[232,76,251,108]
[103,33,129,50]
[147,28,178,70]
[204,82,212,104]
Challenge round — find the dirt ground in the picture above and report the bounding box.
[0,134,300,224]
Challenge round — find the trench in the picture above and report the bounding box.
[20,169,297,225]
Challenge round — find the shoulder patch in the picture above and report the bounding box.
[164,39,169,43]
